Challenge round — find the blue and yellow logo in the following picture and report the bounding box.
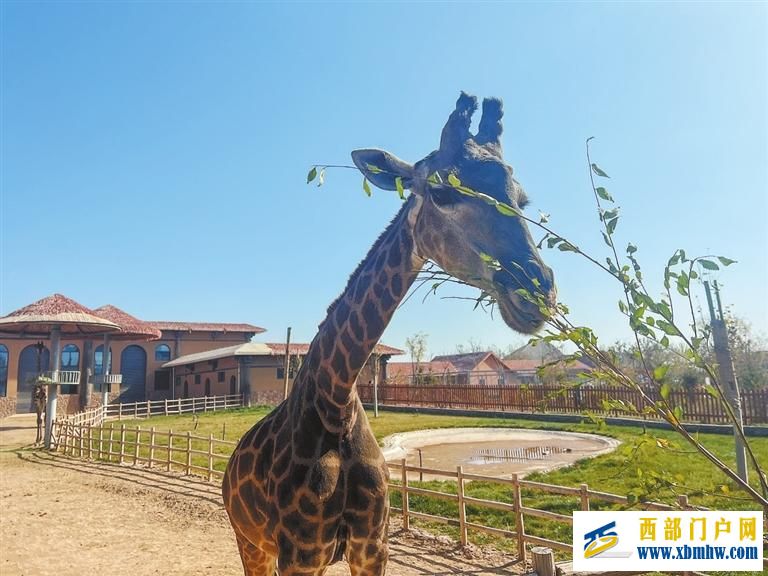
[584,521,619,558]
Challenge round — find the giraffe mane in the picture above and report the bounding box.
[326,198,412,317]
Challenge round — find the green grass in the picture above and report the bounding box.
[82,406,767,565]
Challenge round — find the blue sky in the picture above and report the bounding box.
[1,2,766,358]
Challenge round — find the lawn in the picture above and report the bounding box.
[93,406,767,561]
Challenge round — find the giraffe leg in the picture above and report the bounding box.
[235,532,277,576]
[346,537,388,576]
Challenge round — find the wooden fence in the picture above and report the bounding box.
[386,459,709,561]
[358,383,768,425]
[55,421,237,481]
[51,422,732,564]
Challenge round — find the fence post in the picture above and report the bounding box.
[207,433,214,482]
[167,430,173,472]
[134,426,141,465]
[677,494,689,510]
[456,465,468,546]
[185,431,192,475]
[531,547,556,576]
[149,427,156,468]
[118,403,123,420]
[108,423,115,461]
[87,424,93,460]
[119,424,126,464]
[98,425,104,460]
[146,401,151,419]
[512,474,526,563]
[78,424,84,458]
[400,458,409,531]
[580,483,590,511]
[164,398,169,416]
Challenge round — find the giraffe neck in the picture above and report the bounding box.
[296,196,426,433]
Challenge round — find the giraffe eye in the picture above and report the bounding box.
[430,184,459,207]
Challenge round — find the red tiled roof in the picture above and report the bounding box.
[431,351,498,372]
[149,321,265,334]
[94,305,162,341]
[386,361,457,378]
[0,293,120,336]
[265,342,404,356]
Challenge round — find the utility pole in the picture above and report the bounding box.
[372,353,380,418]
[282,327,292,401]
[704,280,748,482]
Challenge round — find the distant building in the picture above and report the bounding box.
[162,342,404,406]
[386,348,592,387]
[0,304,263,417]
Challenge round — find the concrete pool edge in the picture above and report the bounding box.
[380,427,621,477]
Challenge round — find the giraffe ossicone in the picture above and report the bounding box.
[223,92,556,576]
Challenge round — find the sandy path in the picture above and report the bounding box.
[0,415,523,576]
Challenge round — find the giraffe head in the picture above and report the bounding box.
[352,92,555,334]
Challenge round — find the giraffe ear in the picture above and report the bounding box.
[351,149,414,191]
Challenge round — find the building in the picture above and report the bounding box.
[162,342,404,406]
[0,294,403,416]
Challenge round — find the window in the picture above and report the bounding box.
[218,371,225,383]
[229,375,237,395]
[183,380,189,398]
[154,370,170,391]
[210,360,218,370]
[61,344,80,394]
[175,376,181,387]
[276,367,285,380]
[0,345,8,397]
[154,344,171,362]
[194,374,201,385]
[93,345,113,391]
[204,378,211,396]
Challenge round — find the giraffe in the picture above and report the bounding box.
[223,92,556,576]
[32,381,46,445]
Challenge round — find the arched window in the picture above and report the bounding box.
[94,345,113,376]
[0,345,8,397]
[17,345,50,413]
[154,344,171,362]
[204,378,211,396]
[120,345,147,402]
[61,344,80,394]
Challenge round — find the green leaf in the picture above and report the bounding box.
[596,186,613,201]
[591,163,610,178]
[655,366,670,383]
[606,217,619,234]
[547,236,563,249]
[363,178,372,197]
[656,320,679,336]
[660,335,670,347]
[427,172,442,185]
[395,176,406,200]
[717,256,737,266]
[698,259,719,271]
[496,202,519,217]
[627,243,637,254]
[366,163,383,175]
[673,406,683,421]
[306,166,318,184]
[447,173,461,187]
[601,231,611,247]
[558,241,578,252]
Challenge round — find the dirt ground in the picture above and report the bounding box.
[0,415,523,576]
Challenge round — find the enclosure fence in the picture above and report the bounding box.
[357,383,768,425]
[52,420,765,568]
[53,394,245,440]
